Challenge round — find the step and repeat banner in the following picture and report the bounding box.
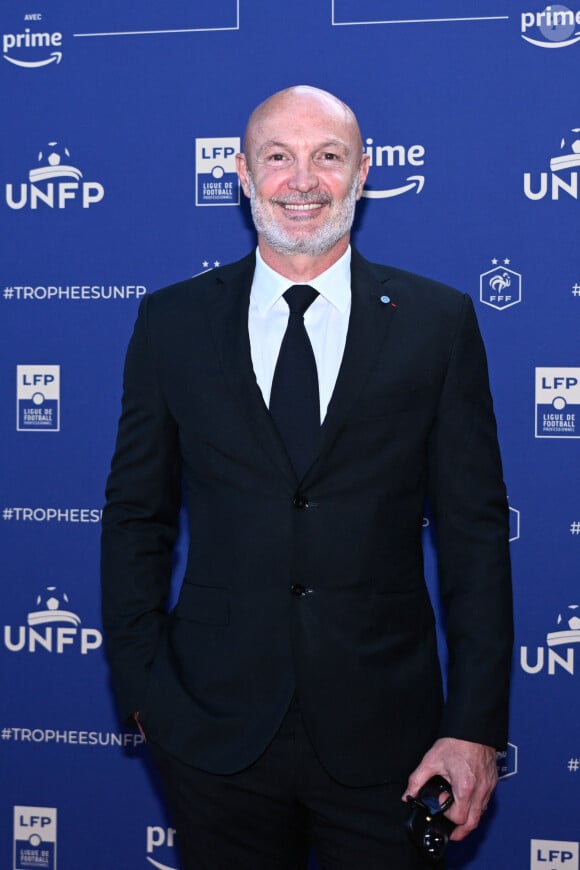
[1,2,579,868]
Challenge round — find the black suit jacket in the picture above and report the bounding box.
[101,249,513,786]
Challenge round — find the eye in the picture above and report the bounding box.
[315,151,344,164]
[266,152,290,162]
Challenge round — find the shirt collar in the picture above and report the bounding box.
[251,246,352,314]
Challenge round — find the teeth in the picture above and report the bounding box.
[283,203,323,211]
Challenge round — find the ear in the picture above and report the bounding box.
[236,153,251,198]
[355,153,370,200]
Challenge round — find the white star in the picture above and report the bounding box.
[503,258,511,265]
[491,258,498,265]
[202,261,209,269]
[213,260,221,268]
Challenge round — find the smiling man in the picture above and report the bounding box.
[101,86,513,870]
[238,87,366,266]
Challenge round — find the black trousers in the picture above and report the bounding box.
[148,700,436,870]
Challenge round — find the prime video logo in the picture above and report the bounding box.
[361,138,425,199]
[147,826,178,870]
[3,15,63,68]
[521,5,580,48]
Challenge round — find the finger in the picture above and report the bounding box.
[403,756,448,800]
[448,786,494,840]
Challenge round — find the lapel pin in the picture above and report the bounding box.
[380,295,390,304]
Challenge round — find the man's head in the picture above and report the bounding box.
[236,86,369,270]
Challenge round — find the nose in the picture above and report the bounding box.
[287,160,319,193]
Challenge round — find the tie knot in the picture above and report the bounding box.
[283,284,319,315]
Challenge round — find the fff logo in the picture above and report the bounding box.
[479,260,522,311]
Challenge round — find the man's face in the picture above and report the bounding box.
[237,91,369,259]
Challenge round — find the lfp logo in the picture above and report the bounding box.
[17,366,60,432]
[521,6,580,48]
[6,142,105,210]
[14,806,57,870]
[535,368,580,438]
[195,138,240,206]
[531,840,579,870]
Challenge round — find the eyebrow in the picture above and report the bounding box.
[256,138,352,156]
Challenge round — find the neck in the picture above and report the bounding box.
[257,236,350,283]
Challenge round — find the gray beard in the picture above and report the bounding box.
[247,174,358,257]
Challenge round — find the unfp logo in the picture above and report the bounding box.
[195,138,240,206]
[3,587,102,655]
[17,366,60,432]
[535,368,580,438]
[531,840,579,870]
[14,806,57,870]
[3,14,63,68]
[521,5,580,48]
[362,137,426,199]
[6,142,105,210]
[521,604,580,676]
[480,258,522,310]
[524,128,580,200]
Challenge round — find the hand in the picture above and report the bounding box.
[403,737,497,841]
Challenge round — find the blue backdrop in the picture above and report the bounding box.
[2,2,580,868]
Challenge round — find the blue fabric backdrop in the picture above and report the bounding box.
[2,2,580,868]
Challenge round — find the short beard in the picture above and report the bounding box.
[247,173,359,257]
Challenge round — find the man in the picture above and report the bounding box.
[101,86,513,869]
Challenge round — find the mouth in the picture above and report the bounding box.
[282,202,324,212]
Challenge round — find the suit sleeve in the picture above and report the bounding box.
[427,293,513,749]
[100,294,181,724]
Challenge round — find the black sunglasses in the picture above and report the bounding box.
[405,775,456,863]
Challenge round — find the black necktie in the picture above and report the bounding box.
[269,284,320,479]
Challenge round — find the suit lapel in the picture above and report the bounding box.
[306,250,399,480]
[204,249,399,486]
[204,254,297,485]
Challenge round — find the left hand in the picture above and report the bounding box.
[403,737,498,841]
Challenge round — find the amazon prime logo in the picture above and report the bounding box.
[147,825,178,870]
[3,14,63,68]
[362,138,426,200]
[521,5,580,48]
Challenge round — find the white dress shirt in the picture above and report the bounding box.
[248,246,352,423]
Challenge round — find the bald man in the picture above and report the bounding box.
[102,86,512,869]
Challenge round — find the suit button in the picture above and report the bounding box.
[291,584,307,597]
[293,494,309,510]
